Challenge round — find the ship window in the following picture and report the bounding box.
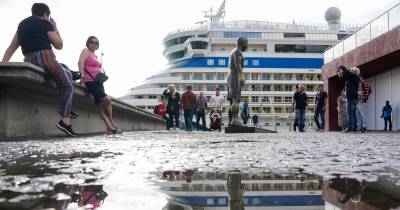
[148,95,157,99]
[218,59,226,66]
[251,96,259,103]
[168,50,185,60]
[207,59,214,66]
[284,33,305,38]
[164,35,194,48]
[193,83,202,91]
[217,73,225,80]
[206,73,214,80]
[285,74,293,80]
[206,198,214,205]
[261,96,269,102]
[274,96,282,103]
[218,198,226,205]
[275,44,330,53]
[182,73,190,80]
[275,85,283,91]
[273,73,283,80]
[252,198,260,205]
[137,95,143,99]
[284,96,292,103]
[198,34,207,38]
[244,73,250,80]
[296,74,304,80]
[244,60,248,66]
[284,85,293,92]
[337,33,350,40]
[193,73,203,80]
[261,73,270,80]
[243,198,249,205]
[251,73,259,80]
[223,31,262,39]
[191,41,208,49]
[252,59,259,66]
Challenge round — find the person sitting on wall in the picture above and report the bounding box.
[78,36,120,134]
[2,3,77,136]
[154,99,168,129]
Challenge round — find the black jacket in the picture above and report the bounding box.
[339,65,360,100]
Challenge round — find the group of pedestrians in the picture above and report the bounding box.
[155,85,225,131]
[2,3,119,136]
[337,65,393,132]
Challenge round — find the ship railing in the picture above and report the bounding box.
[324,2,400,63]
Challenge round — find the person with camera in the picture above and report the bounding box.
[78,36,119,134]
[2,3,77,136]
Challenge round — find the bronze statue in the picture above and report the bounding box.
[228,37,248,127]
[227,173,245,210]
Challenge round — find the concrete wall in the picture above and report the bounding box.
[0,62,165,139]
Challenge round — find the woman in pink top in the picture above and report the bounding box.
[78,36,119,134]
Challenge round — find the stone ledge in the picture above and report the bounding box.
[0,62,165,139]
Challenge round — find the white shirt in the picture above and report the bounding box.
[210,95,225,108]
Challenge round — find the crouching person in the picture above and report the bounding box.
[78,36,120,134]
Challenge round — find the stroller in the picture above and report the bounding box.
[210,108,222,132]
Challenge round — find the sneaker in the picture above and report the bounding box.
[343,128,352,133]
[361,127,367,133]
[107,129,123,135]
[56,121,78,136]
[58,110,79,119]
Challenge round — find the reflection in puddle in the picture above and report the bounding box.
[0,152,112,210]
[156,169,324,210]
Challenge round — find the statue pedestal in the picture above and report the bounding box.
[225,126,276,133]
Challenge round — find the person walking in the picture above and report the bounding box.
[154,100,168,129]
[163,84,181,130]
[292,84,308,132]
[337,89,347,131]
[381,101,393,131]
[2,3,77,136]
[78,36,119,134]
[337,65,361,132]
[314,84,327,131]
[251,114,259,128]
[356,74,371,133]
[240,100,250,125]
[180,85,197,131]
[195,92,207,130]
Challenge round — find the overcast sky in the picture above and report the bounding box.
[1,0,398,97]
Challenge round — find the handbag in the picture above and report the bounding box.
[60,63,81,81]
[84,67,108,84]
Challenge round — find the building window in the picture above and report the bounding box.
[218,59,226,66]
[207,59,214,66]
[252,60,260,66]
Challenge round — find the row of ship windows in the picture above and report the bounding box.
[176,72,321,81]
[167,45,329,61]
[170,182,320,193]
[164,32,345,48]
[172,172,318,181]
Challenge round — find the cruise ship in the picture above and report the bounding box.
[155,170,325,210]
[120,1,360,128]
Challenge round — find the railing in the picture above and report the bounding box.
[324,2,400,64]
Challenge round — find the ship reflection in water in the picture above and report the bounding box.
[1,153,400,209]
[156,170,400,210]
[156,169,324,210]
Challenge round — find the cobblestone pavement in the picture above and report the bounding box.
[0,130,399,209]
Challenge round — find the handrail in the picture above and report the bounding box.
[324,2,400,63]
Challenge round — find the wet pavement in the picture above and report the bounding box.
[0,130,400,209]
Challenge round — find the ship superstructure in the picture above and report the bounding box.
[120,2,360,128]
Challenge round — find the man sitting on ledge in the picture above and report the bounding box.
[2,3,77,136]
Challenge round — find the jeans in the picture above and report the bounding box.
[384,116,392,130]
[167,110,180,129]
[196,110,206,130]
[294,109,306,131]
[314,106,325,130]
[184,108,194,131]
[242,113,249,125]
[356,101,368,129]
[346,99,358,130]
